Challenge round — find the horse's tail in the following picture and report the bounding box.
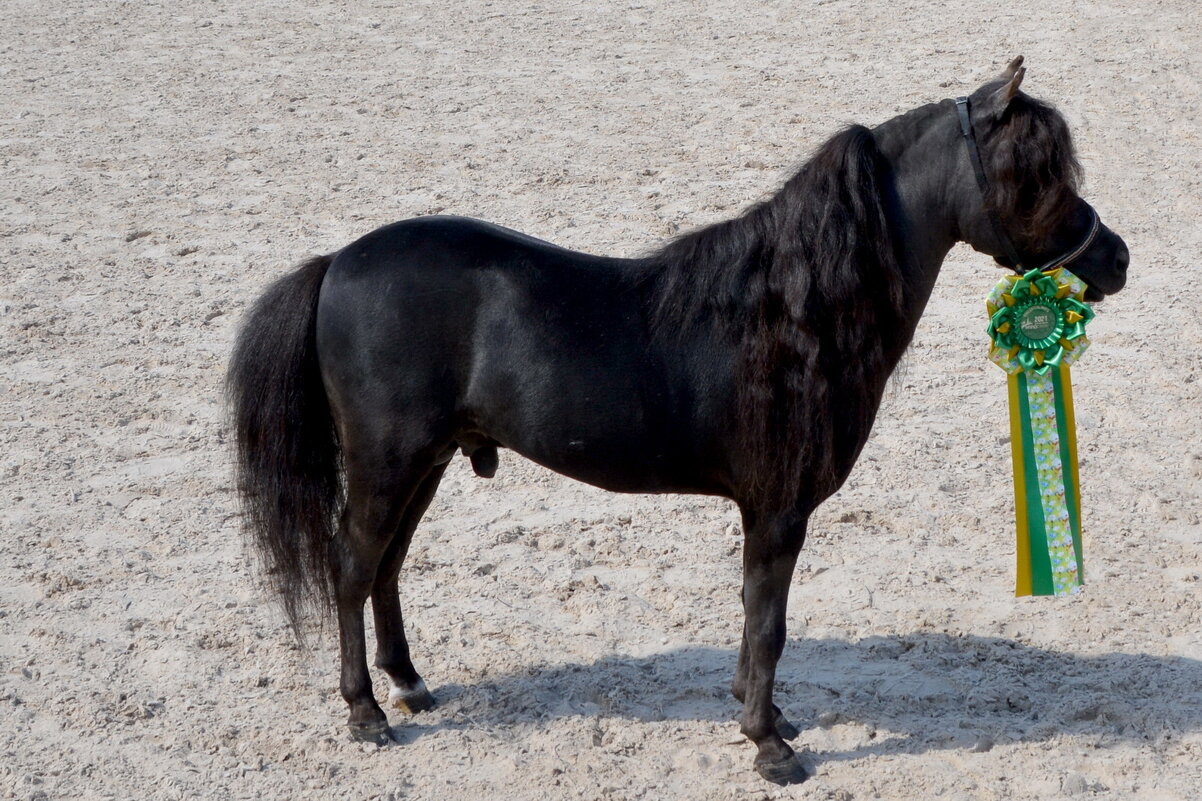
[227,254,341,640]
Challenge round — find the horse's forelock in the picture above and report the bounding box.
[981,95,1083,249]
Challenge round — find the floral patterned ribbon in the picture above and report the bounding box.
[986,267,1094,596]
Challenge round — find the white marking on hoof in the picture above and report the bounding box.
[388,679,429,711]
[388,678,425,703]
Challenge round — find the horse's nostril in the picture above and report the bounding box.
[1116,246,1130,271]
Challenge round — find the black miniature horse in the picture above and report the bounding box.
[229,59,1128,784]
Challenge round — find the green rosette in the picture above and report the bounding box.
[986,267,1094,374]
[985,267,1094,597]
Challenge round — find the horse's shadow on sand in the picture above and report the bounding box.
[391,633,1200,762]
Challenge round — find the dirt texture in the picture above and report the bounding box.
[2,1,1200,799]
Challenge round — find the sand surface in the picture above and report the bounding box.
[2,1,1201,799]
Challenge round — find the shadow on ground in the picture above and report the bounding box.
[389,633,1201,762]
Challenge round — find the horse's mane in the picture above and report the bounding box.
[980,92,1082,250]
[639,125,908,508]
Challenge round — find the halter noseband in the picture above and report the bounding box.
[954,96,1099,274]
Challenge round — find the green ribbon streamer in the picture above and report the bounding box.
[1025,370,1081,594]
[986,268,1093,596]
[1051,368,1085,581]
[1015,371,1056,595]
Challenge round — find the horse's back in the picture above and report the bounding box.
[316,215,639,373]
[327,215,611,272]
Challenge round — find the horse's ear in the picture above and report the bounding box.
[988,58,1026,118]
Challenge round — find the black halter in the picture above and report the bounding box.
[954,96,1099,274]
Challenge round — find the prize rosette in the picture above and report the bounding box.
[986,267,1095,596]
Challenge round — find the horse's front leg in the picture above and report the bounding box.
[733,626,801,741]
[737,508,808,785]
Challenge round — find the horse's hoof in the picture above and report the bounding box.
[755,752,809,786]
[774,712,800,741]
[389,680,435,714]
[348,719,393,746]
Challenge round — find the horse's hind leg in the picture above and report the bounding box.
[334,453,437,743]
[370,463,448,714]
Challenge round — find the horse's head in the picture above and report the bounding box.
[952,57,1129,301]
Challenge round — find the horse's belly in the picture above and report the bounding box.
[509,427,693,493]
[465,373,715,494]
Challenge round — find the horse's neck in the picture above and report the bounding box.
[873,110,962,350]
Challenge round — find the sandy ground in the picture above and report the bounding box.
[2,1,1201,799]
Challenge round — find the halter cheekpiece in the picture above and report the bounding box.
[954,96,1099,274]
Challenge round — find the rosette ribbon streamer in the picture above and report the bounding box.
[986,267,1095,596]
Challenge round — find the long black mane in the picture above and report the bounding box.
[640,125,908,508]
